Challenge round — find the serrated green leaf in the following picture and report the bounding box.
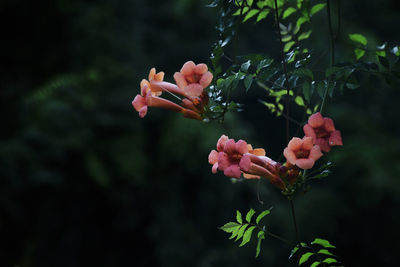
[244,75,254,92]
[256,209,270,224]
[295,96,305,106]
[246,208,256,223]
[311,238,336,248]
[299,252,313,265]
[349,33,367,46]
[241,60,251,72]
[283,7,297,19]
[243,9,259,22]
[229,224,241,239]
[255,231,265,258]
[236,210,243,224]
[310,3,326,16]
[298,30,312,41]
[235,224,249,241]
[219,222,241,233]
[317,249,334,256]
[310,262,320,267]
[323,258,338,264]
[354,48,365,60]
[257,9,270,22]
[284,41,296,52]
[246,0,253,6]
[239,226,256,247]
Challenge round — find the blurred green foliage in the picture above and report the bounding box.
[1,0,400,266]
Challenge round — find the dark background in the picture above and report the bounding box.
[1,0,400,266]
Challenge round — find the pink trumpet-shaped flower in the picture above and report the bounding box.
[173,61,213,97]
[303,112,343,152]
[208,135,286,189]
[283,137,323,169]
[141,68,186,97]
[132,85,184,118]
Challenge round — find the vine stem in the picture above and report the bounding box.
[320,0,337,114]
[273,0,291,143]
[289,199,300,243]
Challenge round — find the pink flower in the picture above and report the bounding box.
[283,137,323,169]
[141,68,186,97]
[173,61,213,97]
[208,135,285,189]
[303,112,343,152]
[132,86,184,118]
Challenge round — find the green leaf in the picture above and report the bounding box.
[323,258,338,264]
[345,83,359,90]
[349,33,367,46]
[241,60,251,72]
[310,3,326,16]
[354,48,365,60]
[283,7,297,19]
[284,41,296,52]
[246,0,253,6]
[311,238,336,248]
[235,224,249,241]
[391,46,400,56]
[289,246,299,259]
[325,66,342,78]
[239,226,256,247]
[256,209,271,224]
[302,82,311,102]
[233,6,249,16]
[299,252,313,265]
[296,17,308,29]
[236,210,243,224]
[310,262,320,267]
[246,208,256,223]
[298,30,312,41]
[255,231,265,258]
[282,35,292,42]
[244,75,254,92]
[376,50,386,57]
[243,9,259,22]
[257,9,270,22]
[317,249,335,256]
[229,224,241,239]
[292,68,313,79]
[295,96,305,106]
[219,222,241,233]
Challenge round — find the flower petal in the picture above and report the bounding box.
[154,71,164,81]
[217,135,229,152]
[323,117,335,132]
[148,68,156,81]
[173,72,188,89]
[199,71,213,88]
[315,138,330,152]
[235,140,248,155]
[185,84,204,97]
[212,163,219,174]
[302,136,314,150]
[329,130,343,146]
[132,94,146,112]
[288,137,303,151]
[194,63,208,74]
[208,150,219,165]
[309,145,323,161]
[224,165,241,179]
[295,158,315,169]
[181,61,196,75]
[308,112,324,128]
[303,124,317,142]
[250,148,266,156]
[138,106,148,118]
[283,147,297,164]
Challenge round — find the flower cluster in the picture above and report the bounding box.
[132,61,213,120]
[209,112,343,190]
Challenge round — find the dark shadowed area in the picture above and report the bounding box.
[1,0,400,266]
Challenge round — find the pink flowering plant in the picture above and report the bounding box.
[132,0,400,265]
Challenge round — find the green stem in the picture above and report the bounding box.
[265,230,294,246]
[273,0,291,143]
[289,199,300,243]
